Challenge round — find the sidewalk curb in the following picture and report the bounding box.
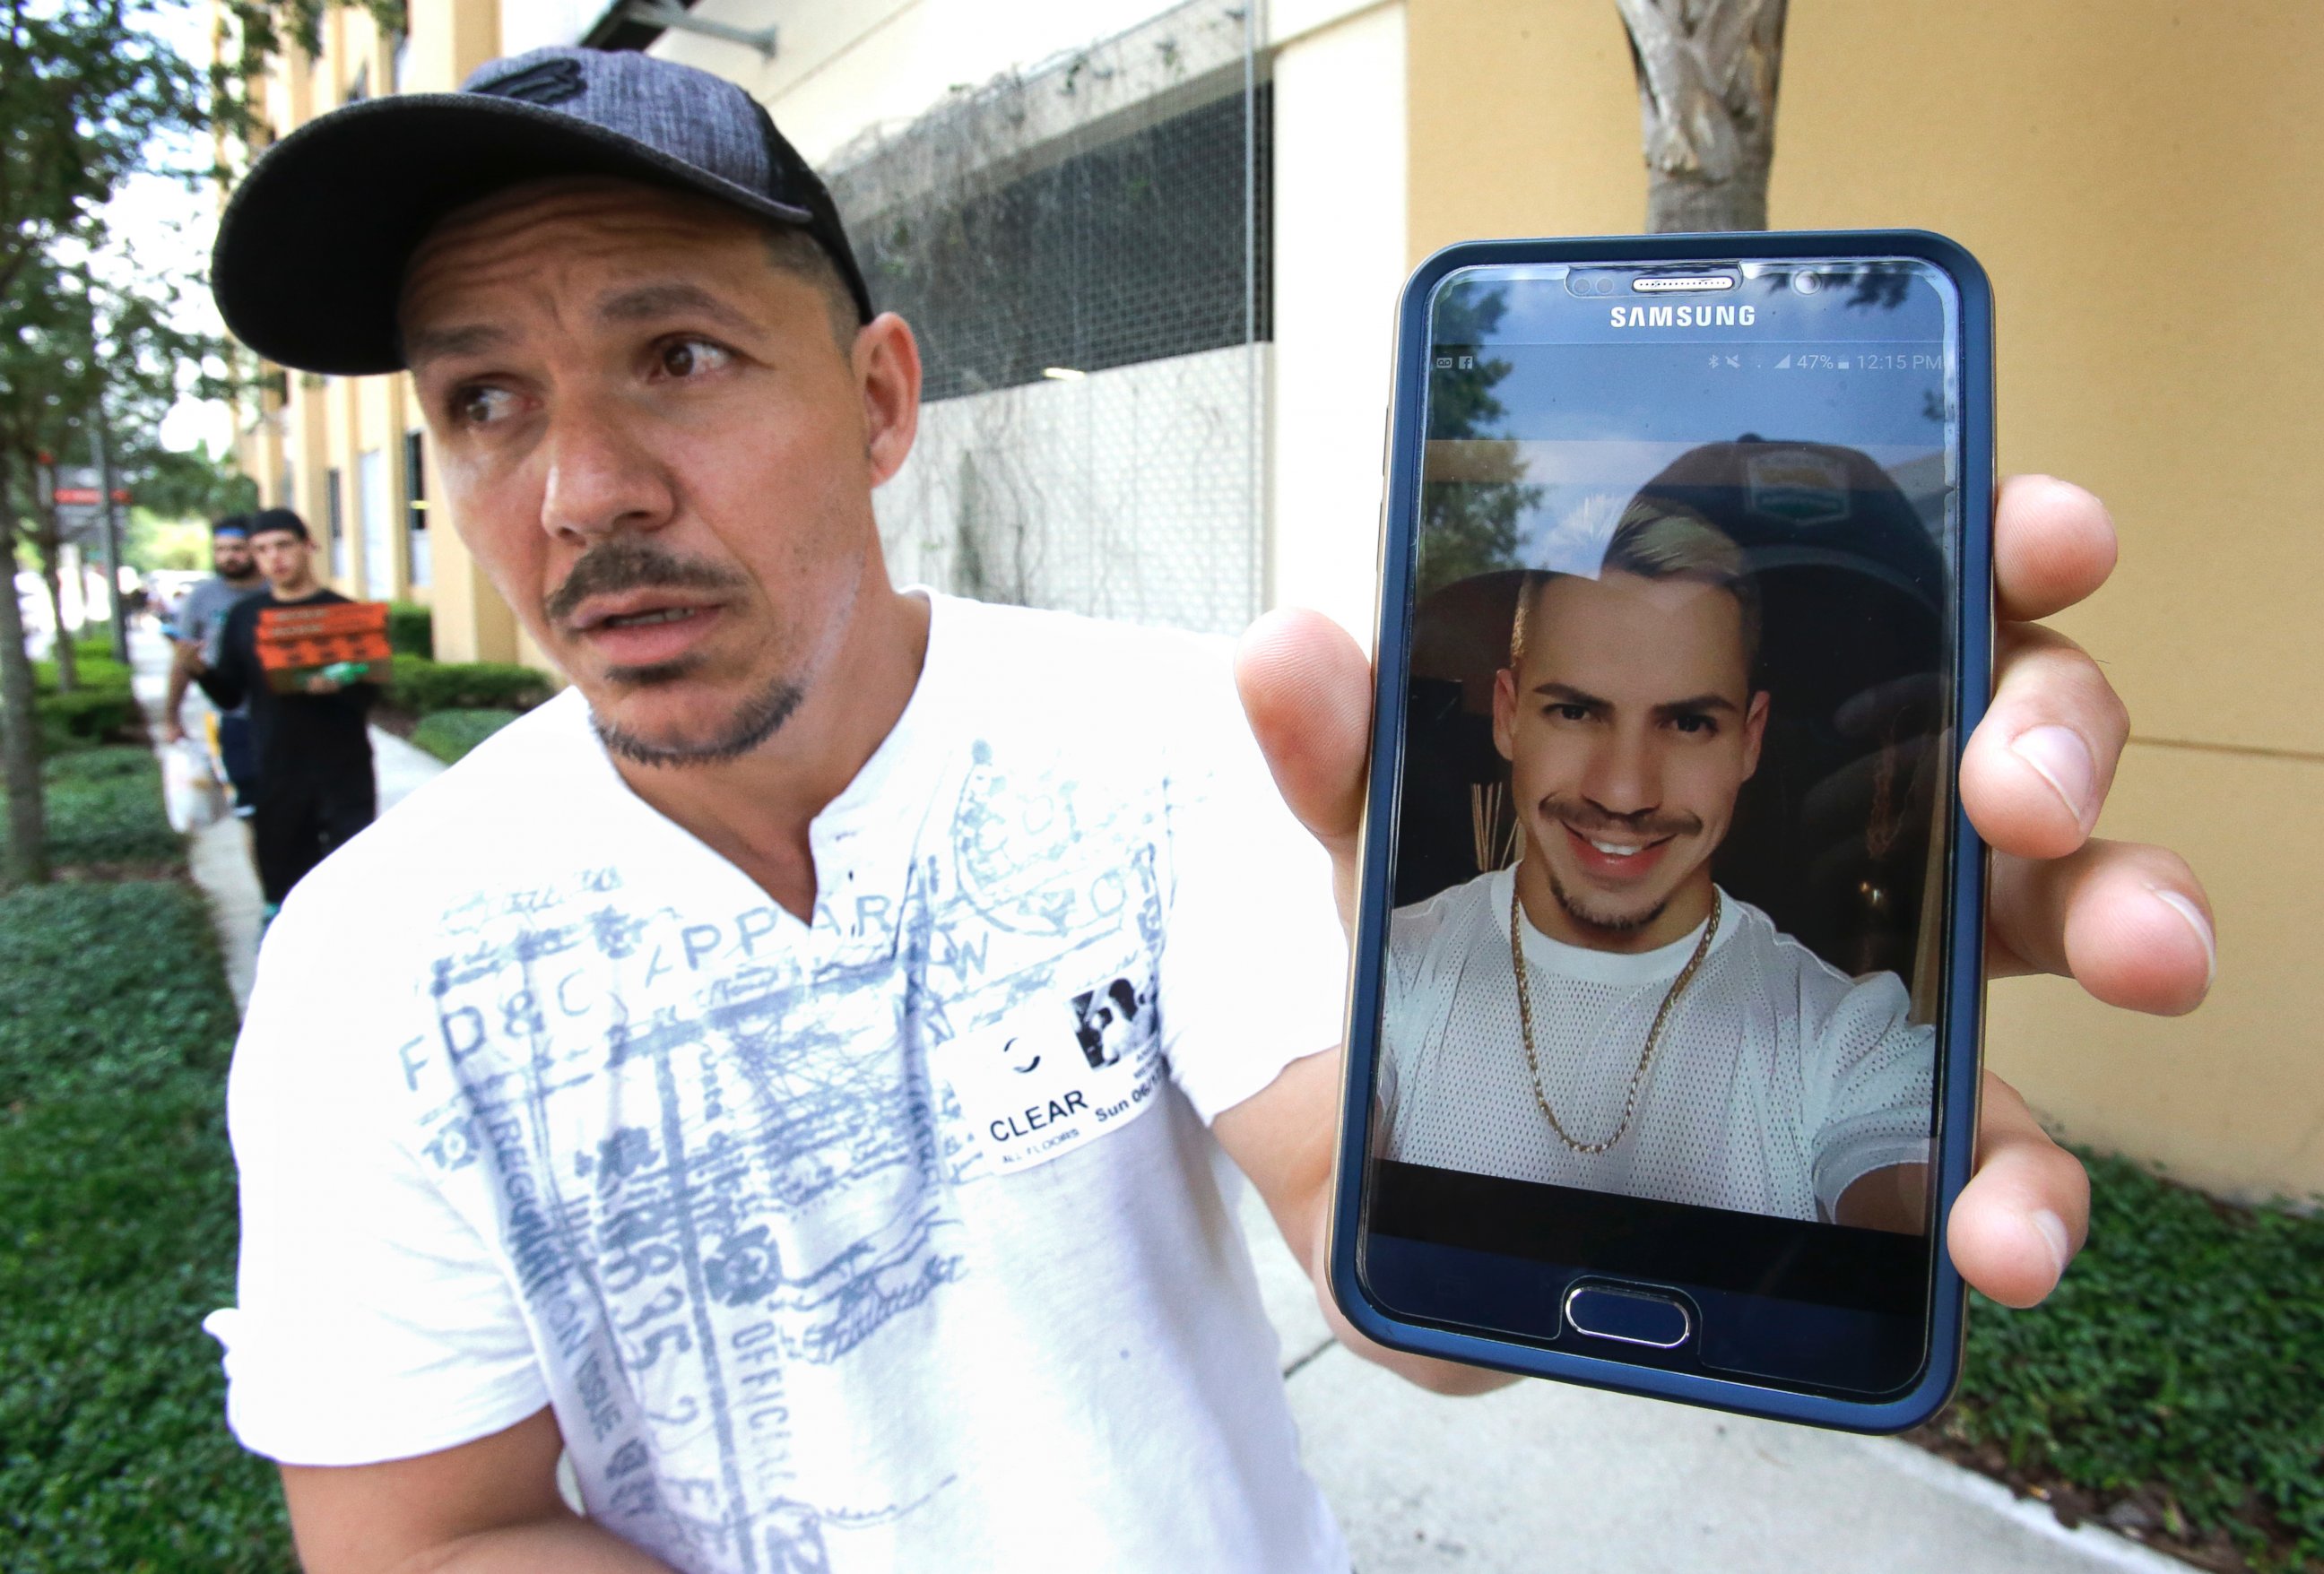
[1861,1438,2198,1573]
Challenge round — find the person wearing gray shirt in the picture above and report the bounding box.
[162,515,265,811]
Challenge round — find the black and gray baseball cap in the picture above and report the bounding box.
[212,46,874,376]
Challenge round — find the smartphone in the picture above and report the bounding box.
[1331,230,1993,1431]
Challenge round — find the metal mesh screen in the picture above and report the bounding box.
[828,2,1269,636]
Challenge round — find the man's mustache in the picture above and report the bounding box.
[543,540,749,627]
[1539,793,1702,842]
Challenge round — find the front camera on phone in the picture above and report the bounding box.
[1791,272,1824,295]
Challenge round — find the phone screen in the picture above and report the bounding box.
[1359,257,1967,1397]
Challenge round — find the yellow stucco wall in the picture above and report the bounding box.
[235,0,521,665]
[1405,0,2324,1200]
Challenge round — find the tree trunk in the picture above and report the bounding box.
[38,518,74,694]
[0,457,52,886]
[1614,0,1789,233]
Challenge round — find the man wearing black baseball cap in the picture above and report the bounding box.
[202,44,2214,1574]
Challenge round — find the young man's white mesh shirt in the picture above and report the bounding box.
[1380,865,1934,1221]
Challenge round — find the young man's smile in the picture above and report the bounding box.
[1494,556,1768,950]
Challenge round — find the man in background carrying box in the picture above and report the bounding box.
[195,507,386,920]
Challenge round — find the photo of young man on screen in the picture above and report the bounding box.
[1378,498,1935,1232]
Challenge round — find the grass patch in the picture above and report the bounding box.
[0,881,294,1570]
[410,706,518,765]
[1928,1150,2324,1570]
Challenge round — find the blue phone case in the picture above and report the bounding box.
[1330,229,1995,1433]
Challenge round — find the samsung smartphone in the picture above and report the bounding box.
[1331,230,1993,1431]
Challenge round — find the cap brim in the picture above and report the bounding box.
[212,93,818,376]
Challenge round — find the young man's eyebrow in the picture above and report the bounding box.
[403,322,511,368]
[1529,681,1609,707]
[595,281,759,336]
[1652,694,1741,719]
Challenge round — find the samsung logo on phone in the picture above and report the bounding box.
[1609,304,1759,328]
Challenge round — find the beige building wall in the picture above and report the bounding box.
[1403,0,2323,1202]
[230,0,518,664]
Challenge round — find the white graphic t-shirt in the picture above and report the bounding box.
[206,594,1352,1574]
[1380,867,1934,1221]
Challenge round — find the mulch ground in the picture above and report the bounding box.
[1905,1420,2313,1572]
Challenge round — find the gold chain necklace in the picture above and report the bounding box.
[1508,873,1721,1155]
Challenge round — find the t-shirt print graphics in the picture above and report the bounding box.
[409,731,1167,1572]
[927,740,1168,1176]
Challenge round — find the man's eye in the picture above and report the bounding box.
[1546,704,1592,723]
[1671,713,1718,736]
[451,385,519,428]
[657,338,733,378]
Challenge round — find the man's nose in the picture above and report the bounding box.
[537,394,677,545]
[1580,724,1663,817]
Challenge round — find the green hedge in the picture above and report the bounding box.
[0,881,236,1107]
[35,691,140,754]
[32,653,140,754]
[1947,1150,2324,1567]
[411,707,519,765]
[30,748,185,872]
[1,748,180,875]
[386,655,554,717]
[0,881,295,1570]
[385,601,434,660]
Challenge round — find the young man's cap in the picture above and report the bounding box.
[211,46,874,376]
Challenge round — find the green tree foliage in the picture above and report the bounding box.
[212,1,405,136]
[1417,282,1541,600]
[0,1,207,298]
[1,2,215,881]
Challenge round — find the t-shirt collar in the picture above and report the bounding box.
[1489,863,1737,987]
[562,589,954,947]
[805,590,952,916]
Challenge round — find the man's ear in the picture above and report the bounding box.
[855,312,922,488]
[1740,688,1772,779]
[1492,668,1519,762]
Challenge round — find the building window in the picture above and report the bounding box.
[325,467,347,579]
[843,85,1272,402]
[359,447,393,598]
[404,429,431,588]
[826,1,1270,636]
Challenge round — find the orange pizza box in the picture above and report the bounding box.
[256,601,395,692]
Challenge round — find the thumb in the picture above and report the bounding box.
[1236,608,1374,925]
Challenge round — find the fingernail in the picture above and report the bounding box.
[2009,725,2096,830]
[2147,886,2217,993]
[2030,1209,2072,1282]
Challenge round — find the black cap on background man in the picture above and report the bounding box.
[212,46,872,376]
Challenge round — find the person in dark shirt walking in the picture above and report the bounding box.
[195,508,379,915]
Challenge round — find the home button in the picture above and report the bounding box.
[1564,1282,1693,1349]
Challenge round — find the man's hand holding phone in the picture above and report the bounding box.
[1238,472,2212,1316]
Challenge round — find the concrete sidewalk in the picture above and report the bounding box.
[134,621,2183,1571]
[1235,1185,2184,1573]
[132,622,445,1006]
